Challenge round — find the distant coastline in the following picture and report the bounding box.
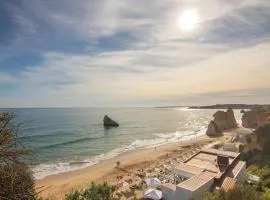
[155,104,270,110]
[188,104,270,110]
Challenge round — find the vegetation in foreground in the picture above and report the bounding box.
[0,112,36,200]
[65,182,116,200]
[203,183,265,200]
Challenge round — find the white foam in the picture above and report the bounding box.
[33,126,208,180]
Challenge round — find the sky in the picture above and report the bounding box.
[0,0,270,107]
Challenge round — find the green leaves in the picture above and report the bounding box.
[65,182,116,200]
[203,184,263,200]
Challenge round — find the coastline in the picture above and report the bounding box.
[36,136,218,199]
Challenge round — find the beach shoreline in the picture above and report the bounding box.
[36,135,219,199]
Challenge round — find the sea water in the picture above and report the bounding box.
[0,107,242,179]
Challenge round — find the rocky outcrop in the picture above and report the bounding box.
[206,108,238,137]
[213,111,229,131]
[242,111,270,129]
[206,120,221,137]
[242,111,259,128]
[227,108,238,128]
[103,115,119,128]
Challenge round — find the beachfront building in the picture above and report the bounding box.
[160,148,247,200]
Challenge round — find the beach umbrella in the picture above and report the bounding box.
[145,178,161,186]
[143,189,162,200]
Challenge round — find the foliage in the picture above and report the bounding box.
[0,112,29,164]
[247,165,270,178]
[263,189,270,200]
[65,182,116,200]
[255,106,270,112]
[203,184,263,200]
[0,164,36,200]
[255,124,270,153]
[247,156,270,193]
[0,112,36,200]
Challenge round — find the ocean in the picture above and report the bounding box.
[0,107,242,179]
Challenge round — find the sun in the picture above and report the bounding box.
[178,9,198,31]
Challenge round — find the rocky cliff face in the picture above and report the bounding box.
[242,111,270,129]
[206,108,238,137]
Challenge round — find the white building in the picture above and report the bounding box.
[160,148,247,200]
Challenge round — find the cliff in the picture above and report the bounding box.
[242,111,270,129]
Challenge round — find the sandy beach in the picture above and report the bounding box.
[36,136,219,199]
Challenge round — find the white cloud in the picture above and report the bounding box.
[6,0,267,41]
[1,0,270,107]
[3,40,266,107]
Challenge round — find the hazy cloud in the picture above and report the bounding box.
[0,0,270,107]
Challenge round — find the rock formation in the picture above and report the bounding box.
[213,111,229,131]
[206,108,238,137]
[103,115,119,128]
[242,111,270,129]
[242,111,259,128]
[206,120,221,137]
[227,108,238,128]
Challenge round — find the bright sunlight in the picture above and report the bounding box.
[178,9,198,31]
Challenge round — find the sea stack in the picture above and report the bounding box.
[227,108,238,128]
[103,115,119,128]
[213,111,229,131]
[206,120,221,137]
[206,108,237,137]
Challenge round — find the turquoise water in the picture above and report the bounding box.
[0,107,242,179]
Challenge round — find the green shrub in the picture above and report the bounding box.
[247,165,261,176]
[261,167,270,180]
[247,165,270,178]
[262,178,270,189]
[263,189,270,200]
[65,182,116,200]
[203,184,262,200]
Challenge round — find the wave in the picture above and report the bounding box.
[39,136,105,149]
[20,132,72,140]
[33,125,207,180]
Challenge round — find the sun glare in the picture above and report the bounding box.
[178,9,198,31]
